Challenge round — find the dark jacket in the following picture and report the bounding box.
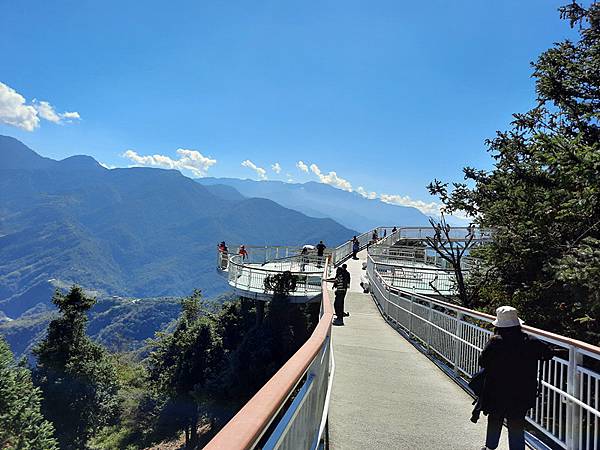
[342,268,351,287]
[478,328,554,418]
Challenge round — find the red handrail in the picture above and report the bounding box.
[204,261,334,449]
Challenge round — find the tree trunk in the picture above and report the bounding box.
[455,267,468,306]
[190,407,200,449]
[255,300,264,325]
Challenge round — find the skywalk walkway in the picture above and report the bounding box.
[329,251,510,449]
[207,227,599,450]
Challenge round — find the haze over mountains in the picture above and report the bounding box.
[198,177,430,232]
[0,135,355,322]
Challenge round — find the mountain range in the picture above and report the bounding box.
[197,177,430,232]
[0,135,355,322]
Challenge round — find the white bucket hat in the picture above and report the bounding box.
[492,306,524,328]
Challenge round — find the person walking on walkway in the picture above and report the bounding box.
[326,267,349,325]
[316,240,326,267]
[351,236,360,260]
[478,306,557,450]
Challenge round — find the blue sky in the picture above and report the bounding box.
[0,0,578,215]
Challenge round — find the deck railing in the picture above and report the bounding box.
[205,260,334,449]
[367,253,600,450]
[209,226,598,450]
[227,254,324,297]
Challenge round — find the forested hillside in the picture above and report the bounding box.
[0,136,356,320]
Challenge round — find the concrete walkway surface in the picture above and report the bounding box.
[328,252,509,449]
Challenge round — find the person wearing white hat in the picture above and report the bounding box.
[477,306,557,450]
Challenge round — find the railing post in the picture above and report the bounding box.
[408,295,414,338]
[426,302,433,352]
[453,312,464,375]
[566,345,583,450]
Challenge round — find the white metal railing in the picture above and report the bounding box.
[397,226,495,242]
[205,262,335,450]
[218,245,305,269]
[218,245,334,270]
[367,253,600,450]
[227,254,325,297]
[261,317,333,449]
[331,226,397,265]
[372,259,457,294]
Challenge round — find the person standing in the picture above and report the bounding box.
[327,267,349,325]
[238,245,248,260]
[341,263,351,317]
[316,240,326,267]
[372,229,378,242]
[352,236,360,260]
[477,306,557,450]
[300,247,309,272]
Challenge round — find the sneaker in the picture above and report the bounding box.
[332,318,344,326]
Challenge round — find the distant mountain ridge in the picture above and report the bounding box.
[197,177,431,232]
[0,135,356,320]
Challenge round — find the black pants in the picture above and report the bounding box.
[334,289,346,319]
[485,413,525,450]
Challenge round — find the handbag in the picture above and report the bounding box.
[468,368,486,397]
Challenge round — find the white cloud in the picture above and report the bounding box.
[271,162,281,174]
[241,159,267,180]
[33,100,61,123]
[356,186,377,199]
[0,82,39,131]
[296,160,309,173]
[0,82,80,131]
[379,193,441,215]
[309,163,352,192]
[286,173,294,183]
[122,148,217,177]
[61,111,81,120]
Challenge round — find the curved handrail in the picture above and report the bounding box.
[204,260,334,449]
[367,251,600,449]
[368,252,600,357]
[208,227,598,449]
[228,254,323,276]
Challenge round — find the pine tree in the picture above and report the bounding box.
[0,337,58,450]
[33,286,119,450]
[146,290,224,447]
[428,2,600,343]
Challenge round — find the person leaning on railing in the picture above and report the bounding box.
[477,306,564,450]
[325,266,349,326]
